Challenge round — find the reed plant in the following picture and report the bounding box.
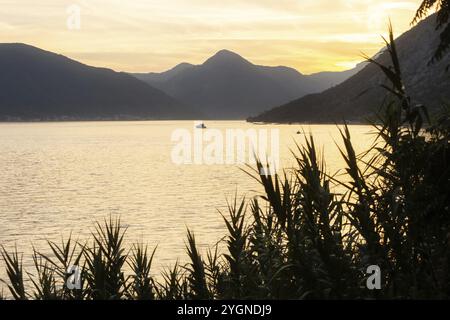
[1,246,27,300]
[126,243,157,300]
[156,262,188,300]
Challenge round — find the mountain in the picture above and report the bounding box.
[134,62,194,85]
[308,62,366,89]
[0,44,199,121]
[133,50,359,119]
[249,15,450,123]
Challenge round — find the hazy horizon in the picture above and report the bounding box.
[0,0,423,74]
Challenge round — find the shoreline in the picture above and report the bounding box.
[0,118,370,125]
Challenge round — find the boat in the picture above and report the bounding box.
[196,122,207,129]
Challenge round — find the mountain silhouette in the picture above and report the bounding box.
[0,44,199,121]
[133,50,360,119]
[249,15,450,123]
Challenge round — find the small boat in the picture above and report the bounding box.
[196,122,207,129]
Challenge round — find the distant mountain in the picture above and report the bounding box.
[133,50,359,119]
[249,15,450,123]
[0,44,199,121]
[134,62,194,85]
[308,62,366,89]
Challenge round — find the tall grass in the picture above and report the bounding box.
[126,243,157,300]
[1,246,27,300]
[0,25,449,300]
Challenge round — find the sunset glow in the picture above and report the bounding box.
[0,0,423,73]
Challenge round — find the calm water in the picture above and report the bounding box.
[0,121,374,282]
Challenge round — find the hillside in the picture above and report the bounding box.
[249,15,450,123]
[0,44,198,121]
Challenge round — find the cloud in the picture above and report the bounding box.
[0,0,422,73]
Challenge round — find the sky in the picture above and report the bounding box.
[0,0,425,74]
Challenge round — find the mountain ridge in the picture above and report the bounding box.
[0,43,200,121]
[132,50,361,119]
[249,15,450,123]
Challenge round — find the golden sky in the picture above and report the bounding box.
[0,0,424,74]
